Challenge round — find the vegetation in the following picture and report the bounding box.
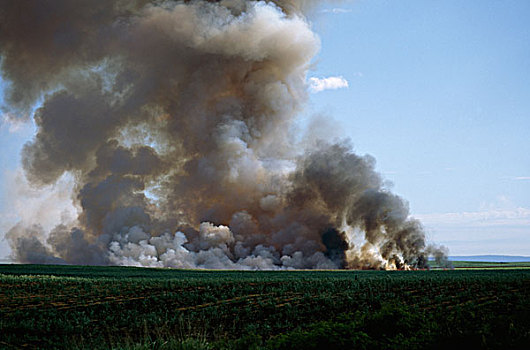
[1,264,529,349]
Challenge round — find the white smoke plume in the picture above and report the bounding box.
[1,0,447,269]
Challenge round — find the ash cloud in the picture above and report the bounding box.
[1,0,446,269]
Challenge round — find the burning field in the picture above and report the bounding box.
[1,0,447,269]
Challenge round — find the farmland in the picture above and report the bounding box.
[1,265,529,349]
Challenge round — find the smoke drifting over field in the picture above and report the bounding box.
[1,0,446,269]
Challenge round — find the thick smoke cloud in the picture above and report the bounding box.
[1,0,447,269]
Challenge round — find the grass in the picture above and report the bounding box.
[1,264,529,349]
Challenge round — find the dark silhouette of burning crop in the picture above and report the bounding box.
[1,0,447,269]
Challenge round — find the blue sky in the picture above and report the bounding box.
[308,0,530,255]
[1,0,529,258]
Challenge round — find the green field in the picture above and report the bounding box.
[1,264,529,349]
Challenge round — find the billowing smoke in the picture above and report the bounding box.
[1,0,446,269]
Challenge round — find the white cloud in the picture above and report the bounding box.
[413,207,530,255]
[500,176,530,181]
[415,208,530,228]
[322,8,352,14]
[308,76,349,93]
[438,237,530,256]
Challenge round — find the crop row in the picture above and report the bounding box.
[1,265,529,349]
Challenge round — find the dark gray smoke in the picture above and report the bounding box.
[1,0,447,269]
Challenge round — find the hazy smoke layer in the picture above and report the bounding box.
[1,0,447,269]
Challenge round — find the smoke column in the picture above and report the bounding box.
[1,0,447,269]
